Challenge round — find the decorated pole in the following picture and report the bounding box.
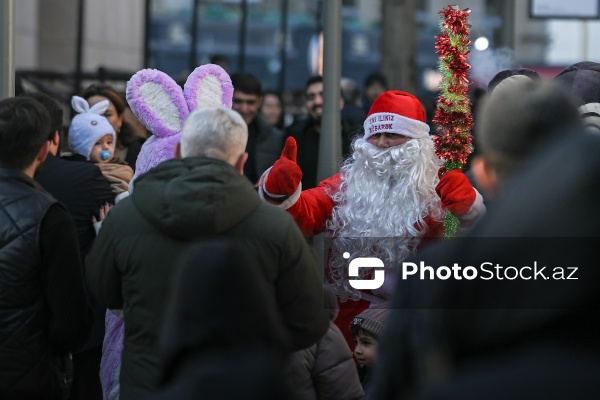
[433,5,473,236]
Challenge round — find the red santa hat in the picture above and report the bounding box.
[363,90,430,140]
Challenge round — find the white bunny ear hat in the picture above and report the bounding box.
[126,63,233,184]
[68,96,116,160]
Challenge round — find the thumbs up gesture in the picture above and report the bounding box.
[262,137,303,202]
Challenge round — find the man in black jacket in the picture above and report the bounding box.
[285,75,355,189]
[86,106,329,399]
[0,96,92,399]
[31,92,114,400]
[230,72,284,185]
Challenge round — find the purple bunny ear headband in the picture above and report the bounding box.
[126,63,234,180]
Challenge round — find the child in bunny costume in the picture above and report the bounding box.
[69,96,133,203]
[95,64,235,400]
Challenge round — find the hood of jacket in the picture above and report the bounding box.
[131,157,260,239]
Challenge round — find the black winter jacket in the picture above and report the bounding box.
[0,168,91,399]
[86,157,329,400]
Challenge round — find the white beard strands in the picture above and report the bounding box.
[326,137,445,301]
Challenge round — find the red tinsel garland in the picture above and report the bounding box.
[433,5,473,170]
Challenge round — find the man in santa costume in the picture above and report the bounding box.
[259,90,485,345]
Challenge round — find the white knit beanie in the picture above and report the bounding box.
[68,96,116,160]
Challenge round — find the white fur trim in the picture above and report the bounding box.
[258,166,302,210]
[579,103,600,130]
[196,75,223,108]
[363,112,430,140]
[140,82,183,132]
[457,189,486,231]
[115,191,130,204]
[93,220,103,235]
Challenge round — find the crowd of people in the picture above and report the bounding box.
[1,59,599,400]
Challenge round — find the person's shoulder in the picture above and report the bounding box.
[317,322,352,353]
[61,153,87,162]
[39,153,101,179]
[248,201,305,238]
[286,117,311,135]
[257,114,283,137]
[253,200,295,221]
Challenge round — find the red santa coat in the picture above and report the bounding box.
[283,173,447,348]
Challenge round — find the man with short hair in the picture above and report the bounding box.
[553,61,600,133]
[30,91,114,400]
[230,72,283,184]
[285,75,354,189]
[86,106,329,399]
[362,72,388,113]
[0,96,92,399]
[472,77,583,199]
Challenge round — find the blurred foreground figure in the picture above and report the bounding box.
[371,132,600,400]
[87,105,328,399]
[151,239,291,400]
[553,61,600,133]
[0,97,92,399]
[471,78,583,200]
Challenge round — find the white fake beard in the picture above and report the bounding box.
[326,137,444,301]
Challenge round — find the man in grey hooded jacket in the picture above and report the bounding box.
[86,106,329,400]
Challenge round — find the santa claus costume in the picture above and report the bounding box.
[259,90,485,346]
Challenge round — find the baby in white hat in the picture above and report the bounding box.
[69,96,133,201]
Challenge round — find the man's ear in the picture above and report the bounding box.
[52,130,60,146]
[174,142,182,159]
[37,141,50,164]
[471,155,497,198]
[47,130,60,156]
[235,152,248,174]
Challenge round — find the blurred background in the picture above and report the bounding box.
[6,0,600,117]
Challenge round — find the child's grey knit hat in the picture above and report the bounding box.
[350,304,390,338]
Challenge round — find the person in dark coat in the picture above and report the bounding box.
[285,75,355,189]
[284,285,364,400]
[31,92,115,255]
[465,67,541,195]
[553,61,600,133]
[30,92,114,400]
[151,239,291,400]
[369,115,600,400]
[362,72,388,114]
[230,72,284,184]
[86,106,329,399]
[469,78,583,202]
[341,77,368,135]
[0,96,92,399]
